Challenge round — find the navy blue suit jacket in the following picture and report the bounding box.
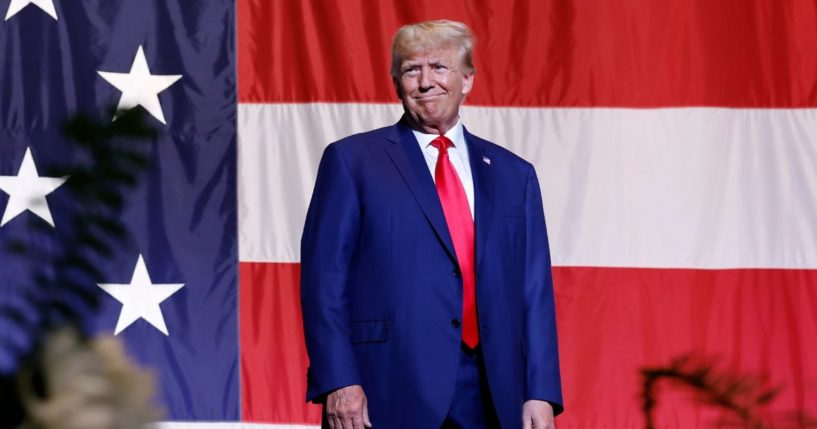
[301,119,563,428]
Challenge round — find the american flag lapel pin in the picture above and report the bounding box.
[482,155,491,165]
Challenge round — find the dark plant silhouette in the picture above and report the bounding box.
[0,108,157,428]
[642,354,816,429]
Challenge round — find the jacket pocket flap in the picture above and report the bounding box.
[350,320,390,343]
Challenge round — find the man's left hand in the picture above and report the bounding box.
[522,400,554,429]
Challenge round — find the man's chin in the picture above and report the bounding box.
[419,118,458,134]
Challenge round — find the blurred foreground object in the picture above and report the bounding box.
[642,354,816,429]
[0,109,157,428]
[0,108,154,375]
[17,327,161,429]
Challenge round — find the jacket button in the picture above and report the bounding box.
[451,319,461,328]
[452,268,461,278]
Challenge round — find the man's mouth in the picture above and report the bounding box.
[415,93,443,101]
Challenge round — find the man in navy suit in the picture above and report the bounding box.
[301,20,563,429]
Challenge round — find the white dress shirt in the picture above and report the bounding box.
[412,118,475,219]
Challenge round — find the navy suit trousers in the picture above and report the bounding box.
[440,345,501,429]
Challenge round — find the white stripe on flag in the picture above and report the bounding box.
[237,102,402,265]
[238,103,817,269]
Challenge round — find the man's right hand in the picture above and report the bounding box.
[326,384,372,429]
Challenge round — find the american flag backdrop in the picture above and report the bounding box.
[2,0,817,428]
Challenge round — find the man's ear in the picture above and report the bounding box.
[461,72,474,95]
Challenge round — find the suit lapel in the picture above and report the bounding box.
[464,127,495,268]
[383,120,458,262]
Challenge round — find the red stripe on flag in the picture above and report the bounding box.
[237,0,817,107]
[240,262,322,424]
[555,266,817,428]
[241,262,817,425]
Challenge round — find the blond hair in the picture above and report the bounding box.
[391,20,475,79]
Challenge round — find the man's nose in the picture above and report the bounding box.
[418,67,435,90]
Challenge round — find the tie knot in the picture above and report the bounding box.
[431,136,453,155]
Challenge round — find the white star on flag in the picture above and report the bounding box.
[0,147,67,227]
[97,45,182,125]
[98,254,185,336]
[4,0,57,21]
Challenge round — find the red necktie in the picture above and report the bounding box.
[431,136,479,349]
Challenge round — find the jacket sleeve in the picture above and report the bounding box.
[300,143,362,403]
[523,164,565,415]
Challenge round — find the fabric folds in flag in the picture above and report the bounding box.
[0,0,238,422]
[238,1,817,428]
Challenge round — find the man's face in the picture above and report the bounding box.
[395,47,474,134]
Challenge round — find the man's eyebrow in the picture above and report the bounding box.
[402,58,446,67]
